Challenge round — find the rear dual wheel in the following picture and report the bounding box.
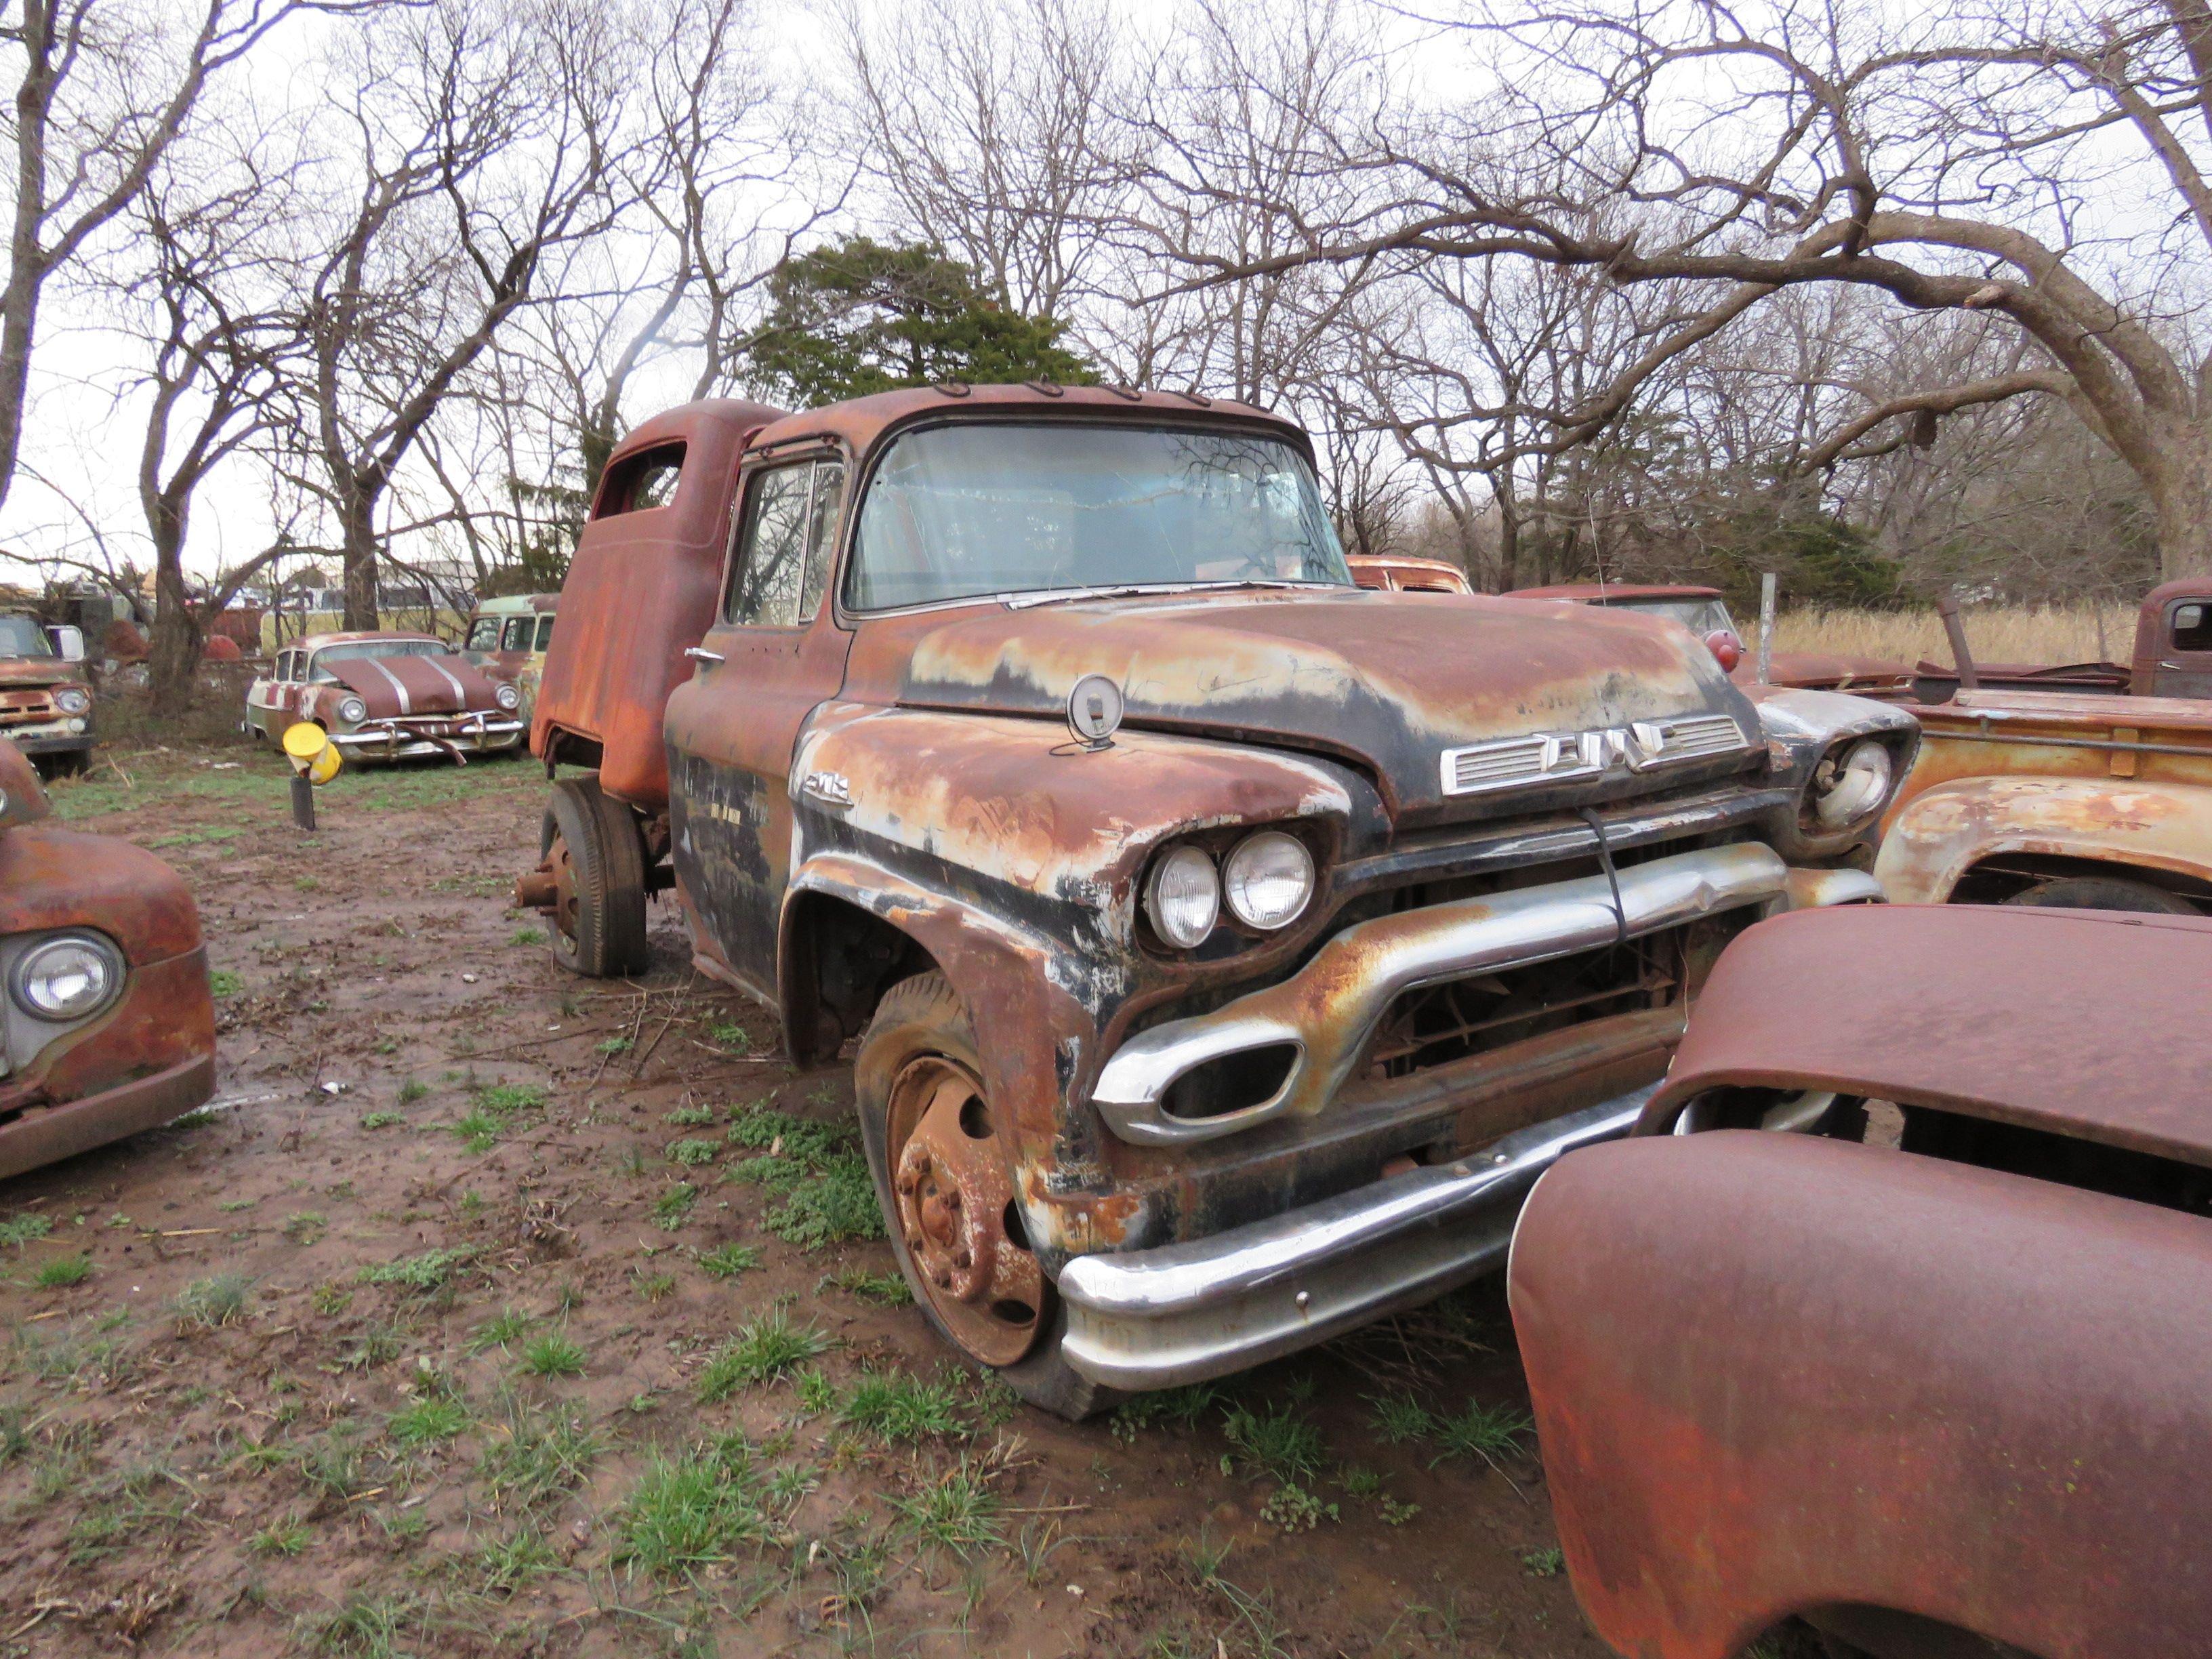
[855,972,1111,1420]
[539,777,650,978]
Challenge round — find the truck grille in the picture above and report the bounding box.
[0,689,58,721]
[1439,714,1748,796]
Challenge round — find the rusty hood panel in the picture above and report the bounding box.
[1645,903,2212,1166]
[0,657,74,690]
[860,590,1753,823]
[0,738,49,825]
[325,653,499,718]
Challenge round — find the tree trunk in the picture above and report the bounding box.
[2149,424,2212,583]
[146,506,201,710]
[340,483,380,631]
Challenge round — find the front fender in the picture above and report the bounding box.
[1873,774,2212,903]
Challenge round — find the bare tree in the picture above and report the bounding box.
[1166,0,2212,580]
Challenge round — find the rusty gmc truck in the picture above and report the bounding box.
[0,611,94,778]
[517,385,1912,1412]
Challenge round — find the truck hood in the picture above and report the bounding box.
[0,657,73,690]
[325,654,496,718]
[886,589,1759,822]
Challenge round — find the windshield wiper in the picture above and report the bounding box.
[1002,578,1336,609]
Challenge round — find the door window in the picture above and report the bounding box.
[535,615,556,650]
[501,617,533,651]
[465,617,501,651]
[724,459,844,628]
[2172,602,2211,653]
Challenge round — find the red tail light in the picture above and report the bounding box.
[1705,630,1744,672]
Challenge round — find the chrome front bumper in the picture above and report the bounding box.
[331,714,525,761]
[1059,1090,1654,1389]
[1093,840,1849,1147]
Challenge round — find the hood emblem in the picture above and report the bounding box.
[1442,714,1746,798]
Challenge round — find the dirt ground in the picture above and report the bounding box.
[0,719,1614,1659]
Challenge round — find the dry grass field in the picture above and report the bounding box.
[1768,604,2141,666]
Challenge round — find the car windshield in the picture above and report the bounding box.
[309,640,453,682]
[0,615,54,657]
[1610,596,1736,635]
[844,423,1352,611]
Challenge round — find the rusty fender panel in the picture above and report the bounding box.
[840,592,1756,827]
[0,821,203,964]
[3,947,217,1122]
[1640,904,2212,1167]
[1509,1132,2212,1659]
[0,738,48,825]
[791,702,1357,926]
[1873,773,2212,903]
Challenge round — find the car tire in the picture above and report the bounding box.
[855,970,1118,1422]
[2002,874,2200,915]
[540,777,650,978]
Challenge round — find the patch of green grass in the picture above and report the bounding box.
[478,1523,559,1594]
[634,1269,677,1302]
[476,1083,548,1113]
[396,1080,428,1105]
[335,1322,403,1370]
[825,1266,911,1305]
[446,1082,549,1152]
[667,1103,716,1127]
[0,1213,54,1250]
[359,1111,405,1130]
[1430,1399,1532,1470]
[1260,1483,1337,1532]
[293,1431,369,1503]
[148,825,243,848]
[520,1332,588,1379]
[696,1311,832,1400]
[697,1242,760,1280]
[310,1283,351,1317]
[251,1519,311,1557]
[668,1138,719,1167]
[478,1395,601,1513]
[707,1020,751,1053]
[218,1197,257,1212]
[840,1368,965,1443]
[1522,1545,1565,1577]
[1365,1390,1436,1446]
[447,1110,504,1153]
[724,1104,853,1162]
[468,1307,533,1353]
[357,1246,474,1293]
[285,1211,328,1246]
[301,1589,419,1656]
[596,1035,634,1054]
[893,1459,1004,1558]
[388,1393,472,1448]
[209,969,243,1000]
[175,1271,253,1330]
[1221,1402,1326,1486]
[509,927,546,947]
[33,1253,92,1288]
[762,1155,885,1250]
[613,1438,769,1579]
[653,1183,699,1231]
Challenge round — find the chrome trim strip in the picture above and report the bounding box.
[1090,842,1789,1146]
[1057,1088,1653,1389]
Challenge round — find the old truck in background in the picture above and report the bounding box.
[0,737,215,1180]
[1510,901,2212,1659]
[1910,576,2212,701]
[1876,587,2212,914]
[463,594,560,721]
[0,611,94,779]
[516,384,1912,1413]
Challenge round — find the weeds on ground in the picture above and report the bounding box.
[447,1081,548,1153]
[893,1458,1004,1559]
[668,1138,718,1167]
[707,1021,751,1053]
[358,1247,474,1293]
[388,1370,472,1447]
[0,1213,54,1250]
[476,1523,560,1595]
[251,1519,311,1557]
[32,1254,91,1288]
[175,1272,253,1330]
[1220,1401,1326,1486]
[613,1437,770,1579]
[696,1311,832,1400]
[299,1589,419,1656]
[1523,1546,1565,1576]
[824,1265,909,1304]
[284,1211,327,1245]
[697,1242,760,1280]
[653,1184,699,1231]
[1110,1383,1220,1444]
[479,1395,601,1513]
[1429,1399,1533,1471]
[469,1307,533,1353]
[519,1332,587,1378]
[1365,1390,1435,1445]
[840,1368,965,1443]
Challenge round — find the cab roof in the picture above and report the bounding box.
[472,594,560,615]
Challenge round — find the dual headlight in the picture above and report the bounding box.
[1808,737,1894,829]
[1145,830,1316,950]
[53,687,90,716]
[335,695,369,726]
[494,682,521,712]
[9,932,124,1022]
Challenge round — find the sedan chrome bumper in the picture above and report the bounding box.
[330,714,525,762]
[1058,1090,1654,1390]
[1092,841,1801,1147]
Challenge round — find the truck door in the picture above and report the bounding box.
[2150,600,2212,699]
[665,453,851,999]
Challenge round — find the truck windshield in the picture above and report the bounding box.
[845,423,1351,611]
[0,615,54,657]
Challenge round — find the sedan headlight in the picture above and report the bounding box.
[1146,845,1221,949]
[1810,738,1893,828]
[53,687,91,715]
[1223,830,1314,930]
[11,932,123,1022]
[494,682,520,712]
[335,695,369,726]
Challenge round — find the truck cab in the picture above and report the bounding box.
[520,385,1914,1412]
[0,613,94,779]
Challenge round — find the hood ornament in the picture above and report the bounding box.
[1066,674,1124,752]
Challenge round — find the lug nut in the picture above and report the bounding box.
[912,1153,932,1174]
[953,1248,971,1269]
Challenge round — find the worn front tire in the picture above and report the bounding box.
[540,777,650,978]
[2003,874,2199,915]
[855,971,1115,1422]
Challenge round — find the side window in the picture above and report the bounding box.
[535,615,556,651]
[2172,602,2212,653]
[501,617,533,651]
[274,651,291,682]
[465,617,500,651]
[725,462,820,626]
[593,442,686,518]
[801,462,845,621]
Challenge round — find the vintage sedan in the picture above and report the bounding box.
[0,737,215,1179]
[1509,901,2212,1659]
[245,631,525,764]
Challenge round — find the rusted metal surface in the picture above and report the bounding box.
[531,398,786,807]
[0,644,95,762]
[2133,575,2212,698]
[1511,1128,2212,1659]
[1641,903,2212,1164]
[0,737,48,825]
[0,771,216,1181]
[1345,554,1474,594]
[1877,687,2212,904]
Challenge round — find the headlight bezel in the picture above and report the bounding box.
[9,930,125,1023]
[1145,844,1221,951]
[1809,737,1894,830]
[52,687,91,716]
[493,682,521,712]
[1222,830,1315,931]
[335,695,369,726]
[1141,824,1328,956]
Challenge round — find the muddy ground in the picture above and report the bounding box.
[0,722,1615,1659]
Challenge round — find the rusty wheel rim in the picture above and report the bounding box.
[548,834,581,954]
[886,1054,1044,1368]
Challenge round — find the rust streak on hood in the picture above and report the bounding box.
[329,654,498,718]
[0,657,79,691]
[853,590,1751,824]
